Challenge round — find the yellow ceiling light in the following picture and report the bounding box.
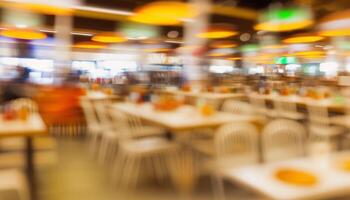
[255,20,313,32]
[227,57,241,60]
[319,29,350,37]
[74,41,107,49]
[130,1,195,25]
[210,40,237,48]
[144,48,171,53]
[283,34,325,44]
[5,2,72,15]
[0,28,46,40]
[208,53,227,57]
[293,50,325,57]
[91,32,127,43]
[319,10,350,37]
[196,24,238,39]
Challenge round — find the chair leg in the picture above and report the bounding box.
[212,174,226,200]
[112,150,126,186]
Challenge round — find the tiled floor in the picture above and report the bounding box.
[35,138,260,200]
[26,137,350,200]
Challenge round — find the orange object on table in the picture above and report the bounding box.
[200,104,215,116]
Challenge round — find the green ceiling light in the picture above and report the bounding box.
[119,22,159,40]
[240,44,260,53]
[275,56,297,65]
[255,6,313,32]
[3,8,43,28]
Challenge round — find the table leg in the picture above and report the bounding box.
[169,132,197,199]
[25,137,36,200]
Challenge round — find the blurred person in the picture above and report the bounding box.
[1,66,32,103]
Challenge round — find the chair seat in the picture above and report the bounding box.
[102,130,119,140]
[309,124,346,137]
[120,137,177,154]
[133,126,166,138]
[88,124,102,134]
[0,169,28,200]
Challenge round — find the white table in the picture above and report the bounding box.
[112,102,262,131]
[83,91,121,101]
[162,90,245,108]
[0,113,47,138]
[249,93,348,113]
[0,113,47,200]
[223,151,350,200]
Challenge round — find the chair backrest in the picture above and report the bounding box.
[10,98,38,113]
[215,122,259,167]
[262,119,306,162]
[307,104,330,125]
[93,100,114,132]
[222,100,254,115]
[80,99,100,129]
[109,109,130,140]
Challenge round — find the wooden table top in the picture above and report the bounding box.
[0,113,47,138]
[112,102,263,132]
[223,151,350,200]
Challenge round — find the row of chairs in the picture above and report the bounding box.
[81,98,328,198]
[80,98,178,189]
[224,98,346,139]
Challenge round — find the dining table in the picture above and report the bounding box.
[83,91,122,101]
[112,102,263,132]
[248,93,349,113]
[0,113,48,200]
[223,151,350,200]
[112,102,264,195]
[161,90,245,108]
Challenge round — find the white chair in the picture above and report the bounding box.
[125,113,166,138]
[211,122,259,200]
[273,99,306,121]
[262,119,306,162]
[111,111,178,189]
[249,95,277,118]
[0,169,29,200]
[80,99,102,153]
[93,100,119,164]
[221,100,255,115]
[307,104,345,152]
[307,104,345,137]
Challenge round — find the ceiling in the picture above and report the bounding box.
[1,0,350,45]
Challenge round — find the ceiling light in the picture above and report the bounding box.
[130,1,196,25]
[196,24,238,39]
[91,32,127,43]
[167,30,179,38]
[227,57,241,60]
[74,41,106,49]
[319,10,350,37]
[0,28,46,40]
[210,40,237,48]
[283,34,325,44]
[293,50,325,57]
[240,33,251,42]
[255,6,313,32]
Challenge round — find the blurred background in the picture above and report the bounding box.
[1,0,350,200]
